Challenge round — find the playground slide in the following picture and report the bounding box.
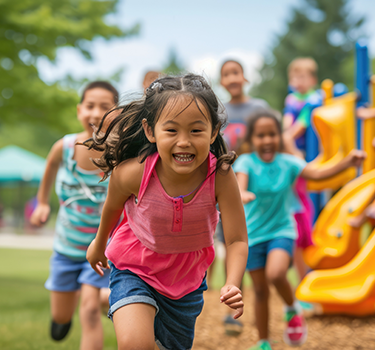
[296,229,375,317]
[307,92,357,191]
[304,169,375,270]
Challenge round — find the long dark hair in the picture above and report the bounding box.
[86,73,236,180]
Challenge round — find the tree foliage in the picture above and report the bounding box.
[162,48,185,75]
[0,0,138,155]
[252,0,366,110]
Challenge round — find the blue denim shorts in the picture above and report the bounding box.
[108,264,207,350]
[45,251,110,292]
[247,237,295,271]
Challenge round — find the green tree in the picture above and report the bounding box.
[252,0,365,110]
[0,0,138,155]
[162,48,185,75]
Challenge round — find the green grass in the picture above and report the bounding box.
[0,248,299,349]
[0,248,117,350]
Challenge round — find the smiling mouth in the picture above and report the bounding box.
[173,153,195,163]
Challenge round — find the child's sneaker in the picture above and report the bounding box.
[51,320,72,341]
[248,340,272,350]
[283,310,307,346]
[223,314,243,336]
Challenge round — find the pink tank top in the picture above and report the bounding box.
[105,152,219,299]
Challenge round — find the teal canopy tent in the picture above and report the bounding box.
[0,145,46,185]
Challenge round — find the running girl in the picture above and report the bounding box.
[30,81,119,349]
[233,110,365,350]
[86,74,248,350]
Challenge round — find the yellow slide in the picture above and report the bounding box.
[296,229,375,317]
[306,92,357,191]
[304,169,375,270]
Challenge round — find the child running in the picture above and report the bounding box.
[85,74,248,350]
[30,81,119,349]
[218,59,269,334]
[233,110,365,350]
[283,57,320,281]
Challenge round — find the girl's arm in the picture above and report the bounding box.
[87,158,143,275]
[216,167,248,319]
[282,132,304,159]
[30,139,63,227]
[301,149,366,181]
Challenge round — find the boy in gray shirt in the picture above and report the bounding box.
[220,60,269,151]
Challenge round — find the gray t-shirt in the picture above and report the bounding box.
[224,98,269,124]
[223,98,269,151]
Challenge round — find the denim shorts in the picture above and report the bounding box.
[247,237,295,271]
[45,251,110,292]
[108,264,207,350]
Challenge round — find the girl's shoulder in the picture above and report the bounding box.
[111,156,145,195]
[235,152,257,165]
[277,153,306,169]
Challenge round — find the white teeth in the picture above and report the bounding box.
[174,154,194,162]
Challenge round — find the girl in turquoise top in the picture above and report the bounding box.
[233,110,365,350]
[30,81,119,349]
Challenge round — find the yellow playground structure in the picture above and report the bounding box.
[296,42,375,316]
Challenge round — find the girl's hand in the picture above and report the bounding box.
[347,149,366,168]
[30,203,50,227]
[357,107,375,120]
[86,239,109,276]
[241,191,256,204]
[220,284,244,319]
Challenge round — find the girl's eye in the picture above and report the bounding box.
[192,129,202,133]
[166,129,177,133]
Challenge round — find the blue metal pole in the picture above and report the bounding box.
[355,40,370,151]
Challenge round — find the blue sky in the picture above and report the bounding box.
[38,0,375,100]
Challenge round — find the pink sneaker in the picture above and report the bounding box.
[283,312,307,346]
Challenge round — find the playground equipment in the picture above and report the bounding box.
[306,90,357,192]
[296,229,375,316]
[297,41,375,316]
[303,169,375,269]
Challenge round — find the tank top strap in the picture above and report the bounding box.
[138,152,159,202]
[208,152,217,204]
[62,134,77,171]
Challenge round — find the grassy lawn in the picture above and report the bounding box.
[0,247,298,349]
[0,248,117,350]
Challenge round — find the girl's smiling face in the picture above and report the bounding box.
[251,117,281,162]
[143,96,218,177]
[77,87,116,133]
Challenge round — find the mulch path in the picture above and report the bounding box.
[193,287,375,350]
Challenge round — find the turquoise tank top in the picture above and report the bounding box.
[54,134,108,259]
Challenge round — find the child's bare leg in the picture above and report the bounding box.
[293,247,309,281]
[113,303,156,350]
[249,269,270,340]
[79,284,103,350]
[100,288,110,315]
[266,249,294,306]
[51,290,79,324]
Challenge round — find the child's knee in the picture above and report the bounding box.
[253,285,269,301]
[267,270,287,286]
[79,300,101,327]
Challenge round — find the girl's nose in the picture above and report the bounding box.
[176,135,191,147]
